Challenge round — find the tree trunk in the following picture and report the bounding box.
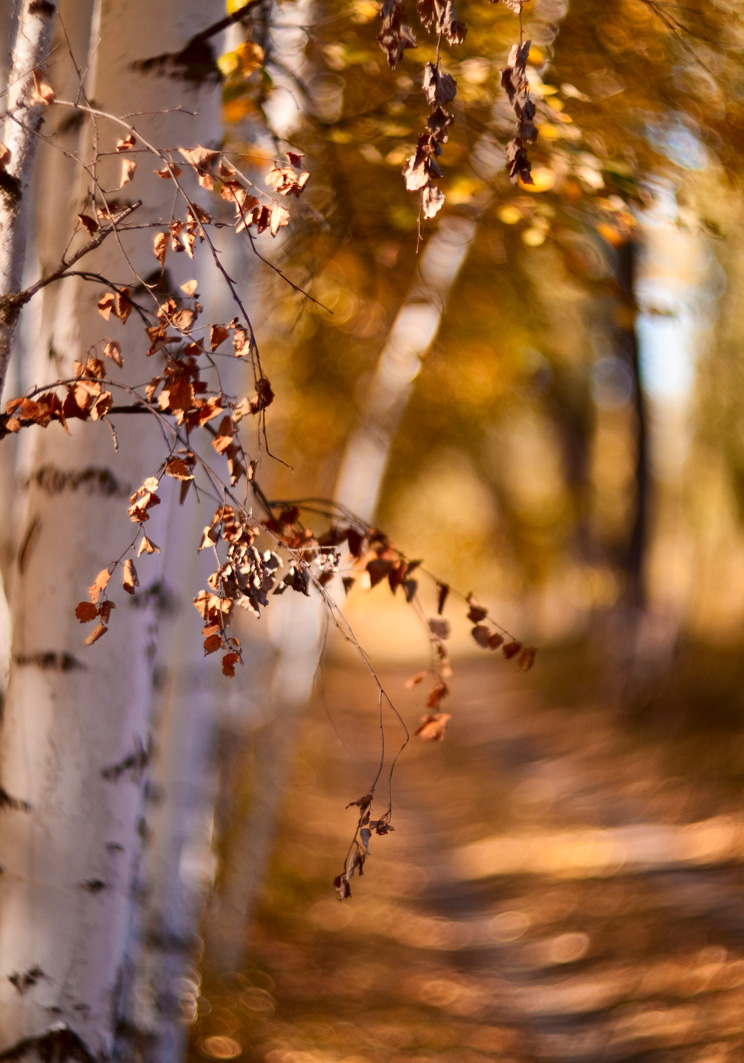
[0,1,222,1058]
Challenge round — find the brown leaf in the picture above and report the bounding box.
[212,415,235,454]
[85,622,108,646]
[103,341,123,367]
[366,558,394,588]
[153,231,168,268]
[488,632,505,650]
[471,624,492,649]
[99,600,116,624]
[428,616,451,640]
[137,536,161,556]
[466,597,488,622]
[204,633,223,655]
[122,559,139,595]
[89,567,111,604]
[165,457,194,480]
[78,213,99,235]
[416,712,452,741]
[222,651,241,677]
[98,293,115,320]
[75,601,99,623]
[116,134,137,152]
[154,163,182,179]
[210,324,230,351]
[422,62,456,107]
[503,640,522,660]
[518,646,537,671]
[436,582,450,615]
[31,69,55,105]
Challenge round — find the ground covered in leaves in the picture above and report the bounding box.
[189,645,744,1063]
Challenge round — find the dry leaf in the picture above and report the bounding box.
[78,213,99,235]
[116,134,136,152]
[120,159,136,187]
[32,69,55,105]
[75,601,99,623]
[85,622,108,646]
[89,567,111,604]
[122,559,139,595]
[153,232,167,268]
[416,712,452,741]
[103,341,123,367]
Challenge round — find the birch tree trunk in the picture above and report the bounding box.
[0,0,57,402]
[0,1,222,1058]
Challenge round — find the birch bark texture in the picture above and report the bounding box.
[0,1,222,1059]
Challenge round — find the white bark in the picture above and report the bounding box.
[0,0,222,1058]
[0,0,58,402]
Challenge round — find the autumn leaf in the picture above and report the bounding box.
[436,581,449,614]
[119,159,136,188]
[122,559,139,595]
[103,341,123,367]
[165,457,194,480]
[222,651,241,677]
[137,536,160,556]
[78,213,99,235]
[89,567,111,604]
[503,640,522,659]
[416,712,452,741]
[31,69,55,105]
[116,133,136,152]
[75,602,99,623]
[85,622,108,646]
[428,616,451,640]
[153,232,167,268]
[210,324,230,351]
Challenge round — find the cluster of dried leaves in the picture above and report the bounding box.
[501,38,537,184]
[375,0,467,224]
[377,0,537,227]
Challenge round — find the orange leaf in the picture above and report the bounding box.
[203,634,223,655]
[137,536,160,556]
[222,651,241,677]
[89,567,111,604]
[75,601,99,623]
[415,712,452,742]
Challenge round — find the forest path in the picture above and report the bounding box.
[192,655,744,1063]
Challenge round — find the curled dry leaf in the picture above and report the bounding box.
[153,232,167,268]
[137,536,160,556]
[31,69,55,105]
[116,133,136,152]
[122,559,139,595]
[119,159,136,188]
[75,602,99,623]
[84,622,108,646]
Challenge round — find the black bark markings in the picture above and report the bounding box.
[8,965,45,995]
[0,1026,97,1063]
[31,464,128,497]
[0,787,31,812]
[101,737,151,782]
[14,652,84,672]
